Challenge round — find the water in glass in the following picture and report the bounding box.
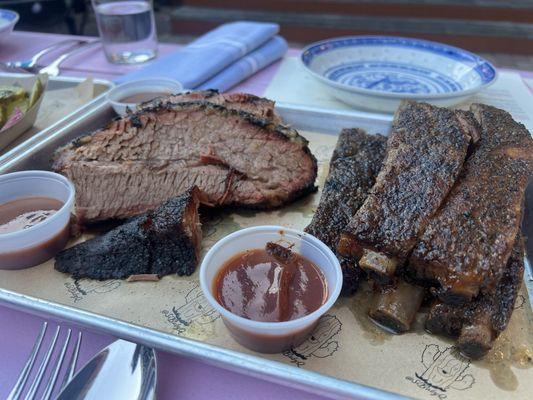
[93,0,158,64]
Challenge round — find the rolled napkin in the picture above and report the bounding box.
[116,21,280,88]
[196,36,288,92]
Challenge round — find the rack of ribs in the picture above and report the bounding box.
[338,100,479,283]
[410,104,533,305]
[305,129,387,295]
[425,235,525,359]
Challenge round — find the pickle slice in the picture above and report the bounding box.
[29,78,44,108]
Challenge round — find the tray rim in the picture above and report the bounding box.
[0,98,530,400]
[0,288,405,400]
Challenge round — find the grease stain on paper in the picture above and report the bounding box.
[474,300,533,392]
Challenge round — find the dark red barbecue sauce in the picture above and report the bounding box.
[214,244,327,323]
[0,197,68,269]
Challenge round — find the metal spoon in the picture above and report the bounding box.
[55,339,157,400]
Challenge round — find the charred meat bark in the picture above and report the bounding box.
[53,101,317,223]
[458,236,525,358]
[425,301,465,337]
[304,129,387,295]
[338,101,477,282]
[425,236,525,359]
[410,104,533,304]
[140,90,281,123]
[55,187,202,280]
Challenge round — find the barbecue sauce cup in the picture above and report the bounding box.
[0,171,75,269]
[199,226,342,353]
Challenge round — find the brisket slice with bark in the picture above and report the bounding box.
[410,104,533,304]
[338,101,478,282]
[304,129,387,295]
[425,235,525,359]
[140,89,281,123]
[55,187,202,280]
[53,100,317,223]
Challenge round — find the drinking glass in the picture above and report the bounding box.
[92,0,158,64]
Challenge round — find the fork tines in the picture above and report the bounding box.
[7,322,82,400]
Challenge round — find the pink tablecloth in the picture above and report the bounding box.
[0,31,329,400]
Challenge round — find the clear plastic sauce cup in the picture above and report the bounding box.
[106,78,183,115]
[0,171,75,269]
[200,225,342,353]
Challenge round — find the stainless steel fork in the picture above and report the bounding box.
[7,322,82,400]
[0,40,100,76]
[3,39,87,70]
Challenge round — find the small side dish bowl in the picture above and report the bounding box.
[106,78,183,115]
[301,36,497,112]
[0,9,19,43]
[199,225,342,353]
[0,171,75,270]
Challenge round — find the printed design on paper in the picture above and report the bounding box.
[283,314,342,367]
[514,294,526,310]
[161,284,219,337]
[406,344,475,399]
[65,279,121,302]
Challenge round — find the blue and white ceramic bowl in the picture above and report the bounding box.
[0,9,19,42]
[301,36,497,113]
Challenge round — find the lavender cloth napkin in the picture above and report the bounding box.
[116,21,282,89]
[196,35,288,91]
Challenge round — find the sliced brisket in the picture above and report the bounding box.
[54,187,201,279]
[140,89,281,123]
[53,100,317,223]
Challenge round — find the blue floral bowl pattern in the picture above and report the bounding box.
[300,36,497,112]
[0,9,19,41]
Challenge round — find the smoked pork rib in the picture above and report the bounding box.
[338,101,477,281]
[305,129,387,294]
[140,89,281,123]
[410,104,533,304]
[55,187,202,280]
[53,101,317,223]
[369,280,425,333]
[425,235,525,359]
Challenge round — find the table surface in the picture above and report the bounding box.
[1,31,532,400]
[0,31,330,400]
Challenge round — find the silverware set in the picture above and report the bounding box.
[0,39,101,76]
[8,322,157,400]
[7,322,82,400]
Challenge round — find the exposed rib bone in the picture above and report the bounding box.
[369,281,425,333]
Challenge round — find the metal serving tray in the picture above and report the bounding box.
[0,99,530,400]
